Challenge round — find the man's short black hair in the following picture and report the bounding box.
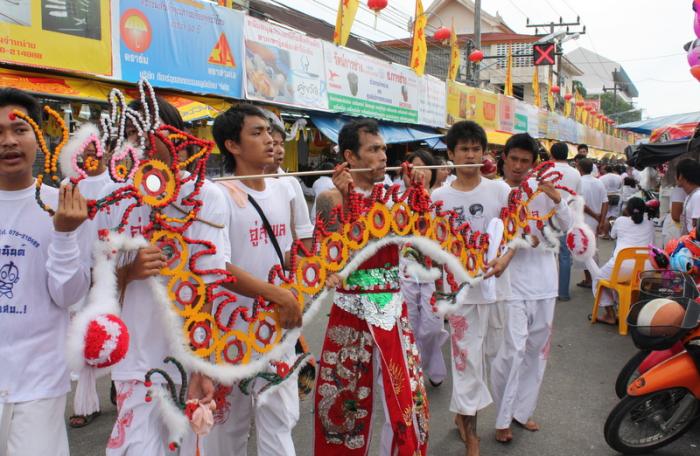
[338,118,380,157]
[269,122,286,138]
[503,133,538,160]
[444,120,488,152]
[212,104,268,173]
[677,158,700,186]
[550,142,569,161]
[0,88,42,125]
[578,158,594,175]
[578,143,588,152]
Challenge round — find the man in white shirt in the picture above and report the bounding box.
[491,133,571,444]
[264,115,315,250]
[0,88,93,456]
[577,144,598,176]
[432,121,514,456]
[550,142,581,302]
[676,158,700,234]
[577,158,608,288]
[599,165,623,221]
[208,104,310,456]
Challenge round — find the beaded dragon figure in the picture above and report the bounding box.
[20,79,595,447]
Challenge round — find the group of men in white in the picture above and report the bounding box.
[3,83,697,456]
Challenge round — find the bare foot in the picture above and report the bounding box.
[597,315,617,325]
[495,428,512,443]
[515,419,540,432]
[460,415,480,456]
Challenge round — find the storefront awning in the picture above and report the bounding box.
[310,114,442,145]
[0,68,227,123]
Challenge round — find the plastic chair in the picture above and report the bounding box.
[591,247,650,335]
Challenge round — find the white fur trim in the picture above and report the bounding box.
[60,123,102,178]
[153,387,190,447]
[66,233,148,372]
[403,262,442,282]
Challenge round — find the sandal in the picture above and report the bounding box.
[587,314,618,326]
[69,411,100,428]
[576,281,592,289]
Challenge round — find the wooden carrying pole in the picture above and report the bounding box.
[211,163,483,182]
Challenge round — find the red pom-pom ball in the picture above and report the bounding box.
[84,314,130,368]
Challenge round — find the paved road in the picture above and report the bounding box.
[67,238,700,455]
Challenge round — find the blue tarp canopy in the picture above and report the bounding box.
[617,112,700,134]
[310,114,443,145]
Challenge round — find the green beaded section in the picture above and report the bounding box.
[345,264,399,309]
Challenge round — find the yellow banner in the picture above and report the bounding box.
[532,67,541,108]
[0,1,112,76]
[447,20,459,81]
[410,0,427,76]
[446,81,499,130]
[504,45,513,97]
[333,0,359,46]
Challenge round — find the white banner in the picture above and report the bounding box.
[323,42,419,123]
[244,16,327,110]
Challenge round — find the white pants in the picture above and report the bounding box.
[448,303,503,416]
[0,395,69,456]
[106,380,198,456]
[491,298,555,429]
[591,257,650,308]
[205,376,299,456]
[402,279,449,383]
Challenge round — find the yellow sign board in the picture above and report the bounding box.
[0,1,112,75]
[446,81,499,130]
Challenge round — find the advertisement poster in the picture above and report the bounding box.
[537,110,549,138]
[474,90,499,131]
[418,75,446,128]
[323,42,419,123]
[512,100,529,133]
[244,16,327,109]
[118,0,243,97]
[0,0,112,75]
[498,95,515,133]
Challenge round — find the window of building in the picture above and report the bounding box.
[495,42,533,69]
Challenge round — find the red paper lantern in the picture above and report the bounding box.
[368,0,388,13]
[597,113,604,119]
[433,26,451,44]
[584,105,593,112]
[550,85,561,94]
[564,93,573,101]
[468,50,484,63]
[575,100,584,107]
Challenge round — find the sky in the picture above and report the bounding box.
[272,0,700,119]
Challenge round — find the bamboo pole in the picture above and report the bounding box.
[211,163,483,182]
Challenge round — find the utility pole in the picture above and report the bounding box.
[526,17,585,107]
[473,0,481,87]
[603,68,623,116]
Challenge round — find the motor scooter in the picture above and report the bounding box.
[604,296,700,454]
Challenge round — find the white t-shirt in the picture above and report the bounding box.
[610,215,655,257]
[275,168,314,246]
[432,178,513,303]
[580,174,608,230]
[103,178,229,383]
[682,188,700,234]
[219,178,294,324]
[671,186,688,204]
[508,180,572,301]
[552,161,582,199]
[600,173,623,195]
[76,170,113,200]
[0,183,93,403]
[311,176,336,220]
